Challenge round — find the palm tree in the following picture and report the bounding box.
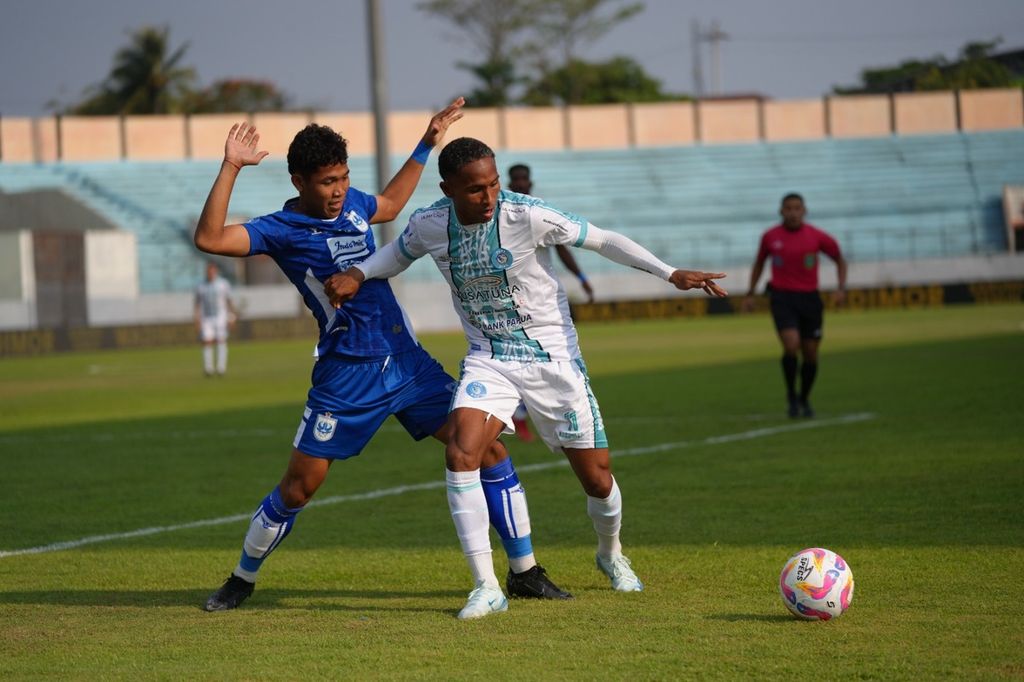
[71,26,195,115]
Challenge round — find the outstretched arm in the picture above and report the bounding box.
[194,123,269,256]
[371,97,465,224]
[579,225,727,297]
[323,240,416,308]
[554,244,594,302]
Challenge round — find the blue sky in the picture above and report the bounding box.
[1,0,1022,116]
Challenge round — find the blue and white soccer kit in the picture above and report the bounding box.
[357,190,678,452]
[244,187,453,459]
[228,186,537,586]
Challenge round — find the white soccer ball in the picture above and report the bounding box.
[778,547,854,621]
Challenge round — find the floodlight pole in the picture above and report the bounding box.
[367,0,392,243]
[691,19,704,99]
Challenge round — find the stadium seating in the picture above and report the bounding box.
[0,129,1022,291]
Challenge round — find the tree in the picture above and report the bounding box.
[186,79,292,113]
[528,0,643,104]
[521,56,684,105]
[70,26,195,115]
[418,0,539,106]
[835,39,1014,94]
[532,0,643,69]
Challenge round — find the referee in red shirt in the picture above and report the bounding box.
[743,194,847,418]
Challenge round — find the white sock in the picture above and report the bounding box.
[508,553,537,574]
[588,476,623,558]
[216,341,228,374]
[446,468,499,588]
[203,345,214,374]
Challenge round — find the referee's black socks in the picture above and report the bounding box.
[781,354,798,402]
[800,362,818,403]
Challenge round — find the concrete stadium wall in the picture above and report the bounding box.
[124,115,187,160]
[0,118,36,162]
[569,104,630,149]
[503,107,566,151]
[312,112,374,156]
[251,112,314,157]
[188,113,249,159]
[2,89,1022,162]
[959,88,1024,131]
[894,92,957,135]
[828,95,892,138]
[0,232,37,330]
[763,99,826,141]
[698,99,760,144]
[59,116,122,161]
[631,102,695,146]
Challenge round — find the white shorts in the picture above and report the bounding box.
[452,355,608,452]
[200,316,229,342]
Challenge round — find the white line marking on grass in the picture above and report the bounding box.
[0,412,875,559]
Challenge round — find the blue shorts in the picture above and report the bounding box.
[292,346,456,460]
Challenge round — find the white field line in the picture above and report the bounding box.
[0,412,875,559]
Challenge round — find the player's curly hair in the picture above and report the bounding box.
[287,124,348,177]
[438,137,495,180]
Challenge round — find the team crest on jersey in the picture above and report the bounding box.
[466,381,487,398]
[489,248,513,270]
[344,209,370,233]
[313,412,338,441]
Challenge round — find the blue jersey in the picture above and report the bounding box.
[245,187,419,358]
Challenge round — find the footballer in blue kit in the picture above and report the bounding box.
[193,99,569,613]
[245,188,451,458]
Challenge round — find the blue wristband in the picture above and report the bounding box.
[411,140,432,164]
[577,273,588,284]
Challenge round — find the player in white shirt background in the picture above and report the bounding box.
[325,137,728,619]
[194,262,238,376]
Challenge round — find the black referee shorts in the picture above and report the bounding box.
[769,289,824,340]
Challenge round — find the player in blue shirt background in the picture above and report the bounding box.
[193,98,569,612]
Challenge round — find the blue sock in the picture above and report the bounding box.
[234,487,303,582]
[480,457,536,572]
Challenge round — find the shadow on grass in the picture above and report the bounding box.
[704,613,794,623]
[0,587,466,613]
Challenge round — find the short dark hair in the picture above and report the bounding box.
[781,192,804,206]
[508,163,531,177]
[438,137,495,180]
[287,124,348,177]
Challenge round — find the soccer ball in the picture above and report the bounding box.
[779,547,854,621]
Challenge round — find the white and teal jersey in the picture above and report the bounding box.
[196,276,232,319]
[398,190,588,362]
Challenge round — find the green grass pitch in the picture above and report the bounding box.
[0,304,1022,679]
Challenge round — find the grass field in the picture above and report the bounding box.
[1,304,1022,680]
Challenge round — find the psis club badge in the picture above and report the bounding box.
[313,412,338,442]
[490,248,513,271]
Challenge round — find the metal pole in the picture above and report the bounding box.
[366,0,392,243]
[691,19,704,99]
[708,20,729,96]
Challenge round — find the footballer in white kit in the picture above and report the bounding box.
[391,190,613,450]
[195,262,237,375]
[326,137,728,620]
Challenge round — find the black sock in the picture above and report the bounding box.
[800,362,818,403]
[781,354,798,402]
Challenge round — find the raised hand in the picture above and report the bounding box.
[669,270,728,297]
[420,97,466,148]
[224,123,270,170]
